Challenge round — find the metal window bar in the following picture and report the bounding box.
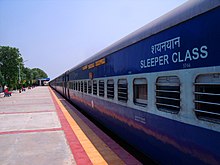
[81,81,83,92]
[194,109,220,116]
[84,81,87,93]
[194,74,220,122]
[155,89,180,93]
[107,81,114,99]
[93,81,97,95]
[194,100,220,106]
[107,93,114,97]
[99,81,105,97]
[156,102,180,109]
[78,82,80,91]
[88,81,92,94]
[156,76,180,113]
[118,82,128,102]
[156,96,180,101]
[75,82,78,91]
[194,83,220,85]
[195,92,220,96]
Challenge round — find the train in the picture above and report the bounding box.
[50,1,220,164]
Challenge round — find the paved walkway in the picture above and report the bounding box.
[0,87,75,165]
[0,86,141,165]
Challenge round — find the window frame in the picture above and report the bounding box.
[118,79,128,102]
[93,80,97,95]
[156,76,180,113]
[107,79,114,99]
[99,80,105,97]
[88,80,92,94]
[194,73,220,123]
[75,81,78,91]
[81,81,83,92]
[78,81,80,91]
[73,81,76,90]
[84,81,87,93]
[133,78,148,106]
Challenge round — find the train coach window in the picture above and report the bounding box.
[69,82,73,89]
[81,81,83,92]
[194,73,220,123]
[118,79,128,102]
[73,81,76,90]
[99,80,105,97]
[134,78,147,106]
[93,80,97,95]
[75,81,78,91]
[75,81,77,90]
[107,80,114,99]
[78,82,80,91]
[88,81,92,94]
[156,76,180,113]
[68,82,71,89]
[84,81,87,93]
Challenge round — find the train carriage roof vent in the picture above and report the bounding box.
[194,73,220,123]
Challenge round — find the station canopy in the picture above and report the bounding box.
[38,78,50,81]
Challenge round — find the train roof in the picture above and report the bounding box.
[68,0,220,73]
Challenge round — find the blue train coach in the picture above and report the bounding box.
[50,1,220,164]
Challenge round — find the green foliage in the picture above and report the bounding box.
[0,71,5,86]
[32,68,48,79]
[22,67,33,86]
[0,46,22,89]
[0,46,48,88]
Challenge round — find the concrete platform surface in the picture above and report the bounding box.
[0,131,74,165]
[0,86,141,165]
[0,87,75,165]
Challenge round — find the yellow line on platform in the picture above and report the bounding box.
[50,88,108,165]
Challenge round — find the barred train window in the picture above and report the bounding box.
[99,80,105,97]
[88,81,92,94]
[107,79,114,99]
[73,81,76,90]
[194,73,220,123]
[84,81,87,93]
[134,78,147,106]
[68,82,71,89]
[93,80,97,95]
[81,81,83,92]
[75,81,78,91]
[156,76,180,113]
[78,82,80,91]
[118,79,128,102]
[69,82,73,89]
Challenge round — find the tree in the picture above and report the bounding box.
[0,71,5,86]
[32,68,48,79]
[22,67,33,86]
[0,46,48,88]
[0,46,23,89]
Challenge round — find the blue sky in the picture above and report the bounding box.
[0,0,187,79]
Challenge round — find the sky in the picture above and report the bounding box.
[0,0,188,80]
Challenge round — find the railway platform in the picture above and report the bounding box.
[0,86,141,165]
